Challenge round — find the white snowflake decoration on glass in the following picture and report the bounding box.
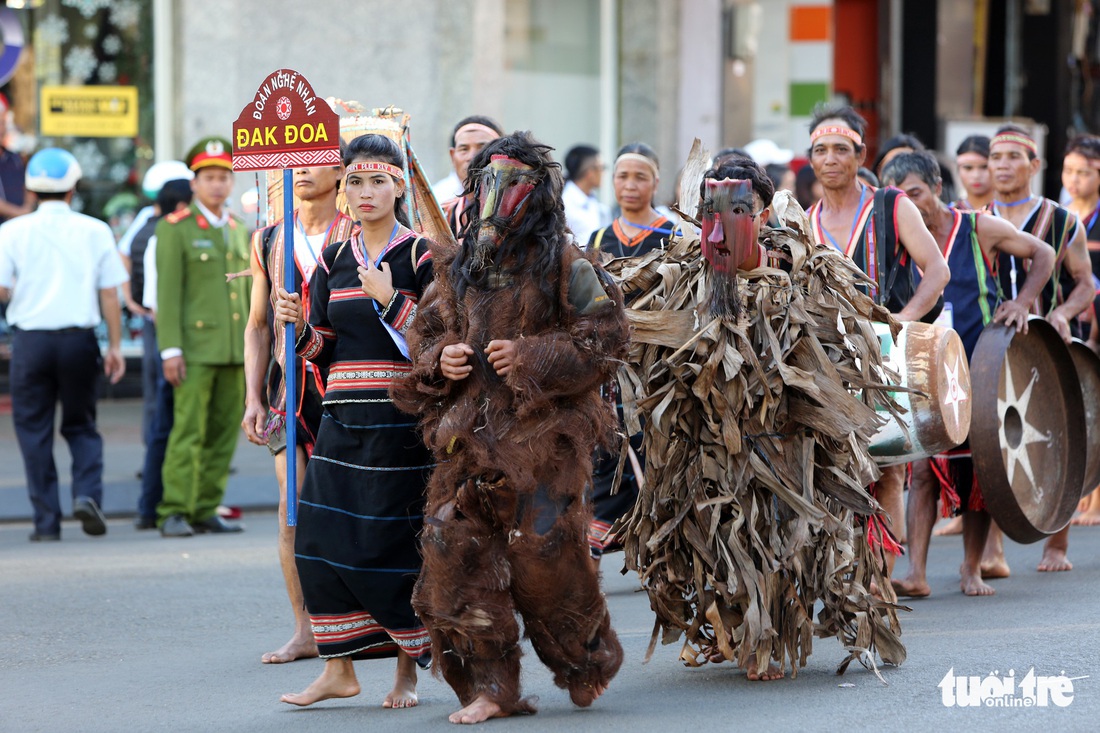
[102,34,121,55]
[36,14,69,46]
[84,23,98,40]
[98,61,117,82]
[109,1,141,30]
[63,46,98,84]
[62,0,110,20]
[108,162,130,184]
[72,141,106,179]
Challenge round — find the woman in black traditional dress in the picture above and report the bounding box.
[584,143,672,558]
[275,134,434,709]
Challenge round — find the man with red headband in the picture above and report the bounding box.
[980,123,1094,577]
[879,150,1055,598]
[394,131,627,723]
[806,105,949,581]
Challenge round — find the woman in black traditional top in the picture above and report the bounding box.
[584,143,672,557]
[275,134,434,709]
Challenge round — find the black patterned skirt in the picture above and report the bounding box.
[294,409,433,666]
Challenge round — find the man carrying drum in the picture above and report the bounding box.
[806,105,949,579]
[980,125,1094,577]
[880,151,1054,597]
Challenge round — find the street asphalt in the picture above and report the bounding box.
[2,399,1099,731]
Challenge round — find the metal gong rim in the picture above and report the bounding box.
[1069,339,1100,497]
[970,318,1085,544]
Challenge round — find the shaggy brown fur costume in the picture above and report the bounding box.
[392,132,628,715]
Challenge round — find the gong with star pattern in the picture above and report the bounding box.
[971,318,1085,544]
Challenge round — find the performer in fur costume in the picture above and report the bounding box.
[609,153,907,682]
[392,131,627,724]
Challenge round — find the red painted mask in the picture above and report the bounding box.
[476,155,540,245]
[700,178,757,275]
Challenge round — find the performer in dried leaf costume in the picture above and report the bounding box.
[393,131,627,723]
[610,153,907,681]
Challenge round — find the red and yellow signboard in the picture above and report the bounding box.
[231,68,339,172]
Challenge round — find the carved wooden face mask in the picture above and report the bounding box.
[700,178,756,275]
[476,154,540,245]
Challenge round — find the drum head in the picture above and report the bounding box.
[1069,339,1100,496]
[909,322,971,451]
[970,318,1085,544]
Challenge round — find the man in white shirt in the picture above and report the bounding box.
[562,145,609,246]
[0,148,127,541]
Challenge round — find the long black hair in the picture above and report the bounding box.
[451,131,568,312]
[344,133,410,228]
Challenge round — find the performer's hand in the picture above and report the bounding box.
[103,346,126,385]
[358,259,395,305]
[486,339,516,377]
[440,343,474,380]
[242,400,268,445]
[273,288,306,332]
[163,355,186,387]
[994,300,1030,334]
[1048,309,1074,344]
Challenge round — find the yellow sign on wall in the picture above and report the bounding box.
[40,86,139,138]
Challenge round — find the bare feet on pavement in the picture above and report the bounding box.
[746,661,785,681]
[960,565,995,596]
[450,696,508,725]
[934,516,963,536]
[1038,546,1073,572]
[1071,510,1100,526]
[980,558,1011,579]
[383,662,418,709]
[280,659,360,706]
[891,575,931,598]
[262,635,319,664]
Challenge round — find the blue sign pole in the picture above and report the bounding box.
[283,168,298,526]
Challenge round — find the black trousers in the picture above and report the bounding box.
[10,328,104,536]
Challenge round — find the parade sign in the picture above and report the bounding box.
[40,86,138,137]
[232,69,339,527]
[231,68,340,171]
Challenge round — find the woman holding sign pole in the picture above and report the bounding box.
[274,134,435,709]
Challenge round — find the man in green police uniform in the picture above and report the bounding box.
[155,137,251,537]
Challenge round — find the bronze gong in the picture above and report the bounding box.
[970,318,1085,544]
[1068,339,1100,497]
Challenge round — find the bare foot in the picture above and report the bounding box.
[449,695,509,725]
[934,516,963,536]
[746,661,785,681]
[1038,547,1073,572]
[280,659,360,707]
[1071,510,1100,526]
[383,663,418,709]
[262,635,319,664]
[980,558,1011,579]
[961,569,995,596]
[891,576,931,598]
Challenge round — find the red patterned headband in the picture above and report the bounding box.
[346,161,404,180]
[810,125,863,147]
[991,132,1038,157]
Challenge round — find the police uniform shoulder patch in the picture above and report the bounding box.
[166,208,193,224]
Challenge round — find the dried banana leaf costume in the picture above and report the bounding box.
[392,132,627,714]
[611,162,907,679]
